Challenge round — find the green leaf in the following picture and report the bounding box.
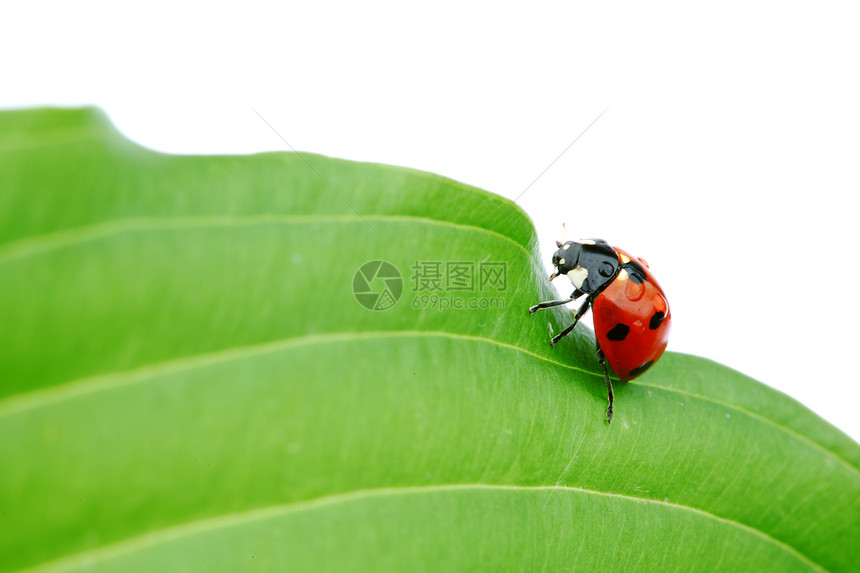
[1,107,858,573]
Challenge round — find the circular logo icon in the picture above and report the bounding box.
[352,260,403,311]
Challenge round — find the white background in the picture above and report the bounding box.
[4,1,859,442]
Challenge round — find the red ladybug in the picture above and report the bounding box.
[529,238,671,423]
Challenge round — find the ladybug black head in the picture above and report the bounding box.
[551,241,581,275]
[550,239,620,294]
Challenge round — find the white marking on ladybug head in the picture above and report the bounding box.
[616,268,629,281]
[567,266,588,289]
[618,252,631,264]
[580,239,595,245]
[562,243,571,250]
[558,258,566,266]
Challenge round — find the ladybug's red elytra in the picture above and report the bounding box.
[529,238,671,423]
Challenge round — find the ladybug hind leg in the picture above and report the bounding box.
[596,341,615,424]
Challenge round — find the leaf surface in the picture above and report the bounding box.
[1,108,858,572]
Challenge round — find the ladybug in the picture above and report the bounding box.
[529,238,671,423]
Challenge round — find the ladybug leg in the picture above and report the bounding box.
[549,294,593,346]
[528,295,577,315]
[596,342,614,423]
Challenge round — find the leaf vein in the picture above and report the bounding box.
[0,214,540,268]
[18,484,826,573]
[1,330,856,480]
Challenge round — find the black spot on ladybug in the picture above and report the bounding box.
[607,323,630,341]
[622,261,647,284]
[629,360,654,378]
[649,311,665,330]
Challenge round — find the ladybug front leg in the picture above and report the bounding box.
[528,295,578,315]
[549,294,594,346]
[596,342,615,424]
[529,286,585,315]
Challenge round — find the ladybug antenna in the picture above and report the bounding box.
[560,222,567,243]
[555,240,563,248]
